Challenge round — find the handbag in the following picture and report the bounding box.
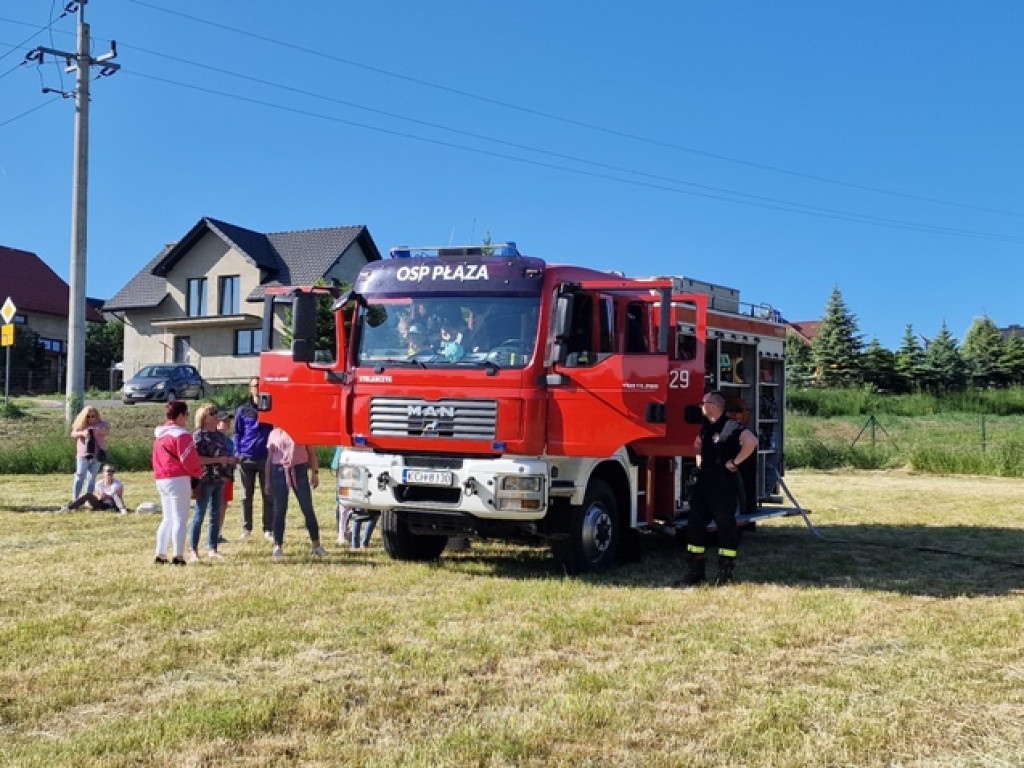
[190,477,201,500]
[96,448,108,463]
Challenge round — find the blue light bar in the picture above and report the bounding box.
[388,242,520,259]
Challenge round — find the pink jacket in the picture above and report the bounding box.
[71,420,109,458]
[151,421,203,480]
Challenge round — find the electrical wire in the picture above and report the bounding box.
[123,68,1024,245]
[0,10,67,62]
[0,96,61,129]
[124,0,1024,221]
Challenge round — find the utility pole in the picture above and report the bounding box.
[26,1,119,424]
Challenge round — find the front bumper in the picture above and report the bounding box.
[335,451,549,520]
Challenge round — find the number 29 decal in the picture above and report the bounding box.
[668,369,690,389]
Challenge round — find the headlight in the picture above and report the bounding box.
[337,465,367,500]
[496,474,545,511]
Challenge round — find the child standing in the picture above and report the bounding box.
[217,411,236,543]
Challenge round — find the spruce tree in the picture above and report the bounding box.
[920,322,967,393]
[1005,333,1024,386]
[894,324,925,393]
[785,329,814,389]
[861,337,898,392]
[811,285,863,387]
[961,315,1008,388]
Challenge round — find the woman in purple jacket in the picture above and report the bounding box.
[234,377,275,539]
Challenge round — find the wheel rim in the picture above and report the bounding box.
[580,502,614,562]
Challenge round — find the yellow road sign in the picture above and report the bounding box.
[1,324,13,346]
[1,297,16,325]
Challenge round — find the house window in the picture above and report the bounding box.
[218,275,240,316]
[40,338,63,353]
[174,336,191,363]
[187,278,207,317]
[235,329,262,356]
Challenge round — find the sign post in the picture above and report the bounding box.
[1,297,16,407]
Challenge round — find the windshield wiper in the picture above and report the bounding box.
[454,358,501,374]
[371,358,426,371]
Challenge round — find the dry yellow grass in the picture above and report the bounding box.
[1,469,1023,767]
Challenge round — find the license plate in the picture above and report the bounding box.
[402,469,454,487]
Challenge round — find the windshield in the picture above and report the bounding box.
[357,296,541,369]
[137,366,171,378]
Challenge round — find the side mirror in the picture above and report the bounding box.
[291,293,317,363]
[549,293,574,365]
[552,294,574,339]
[683,404,703,424]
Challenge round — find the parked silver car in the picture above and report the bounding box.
[122,364,206,404]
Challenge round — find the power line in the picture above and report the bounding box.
[115,45,1024,244]
[0,95,61,129]
[122,68,1024,245]
[123,0,1024,221]
[0,10,67,63]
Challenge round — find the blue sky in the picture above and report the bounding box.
[2,1,1022,349]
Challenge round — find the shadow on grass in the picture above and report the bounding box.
[436,523,1024,598]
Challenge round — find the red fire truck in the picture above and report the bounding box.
[257,242,799,573]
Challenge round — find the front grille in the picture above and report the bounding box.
[370,397,497,440]
[394,485,462,504]
[404,455,465,469]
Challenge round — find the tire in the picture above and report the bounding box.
[195,386,205,400]
[380,510,447,562]
[551,478,620,574]
[164,390,177,402]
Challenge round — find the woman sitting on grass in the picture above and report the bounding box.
[61,464,128,513]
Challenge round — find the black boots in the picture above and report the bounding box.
[677,554,707,587]
[715,556,736,586]
[675,555,737,587]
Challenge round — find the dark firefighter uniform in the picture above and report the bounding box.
[682,393,756,586]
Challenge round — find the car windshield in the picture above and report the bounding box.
[356,297,540,369]
[137,366,172,378]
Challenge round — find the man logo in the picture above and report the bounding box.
[407,404,455,418]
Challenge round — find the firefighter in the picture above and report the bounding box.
[680,390,758,586]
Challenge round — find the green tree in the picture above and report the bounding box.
[894,324,925,393]
[961,315,1008,388]
[1005,333,1024,386]
[861,337,899,392]
[3,324,48,392]
[85,320,123,389]
[785,329,814,389]
[811,285,863,387]
[920,322,966,393]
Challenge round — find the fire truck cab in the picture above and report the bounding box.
[257,243,795,573]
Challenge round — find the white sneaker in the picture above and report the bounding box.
[337,534,347,547]
[188,551,200,563]
[57,505,70,514]
[272,546,284,559]
[239,529,252,539]
[311,546,328,556]
[264,531,274,542]
[208,550,226,561]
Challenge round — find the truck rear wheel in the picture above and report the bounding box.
[551,478,620,574]
[380,510,447,562]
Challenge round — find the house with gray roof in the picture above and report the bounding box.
[104,217,381,383]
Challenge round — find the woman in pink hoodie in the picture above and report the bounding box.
[152,400,203,565]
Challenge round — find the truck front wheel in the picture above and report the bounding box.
[551,479,620,574]
[380,510,448,562]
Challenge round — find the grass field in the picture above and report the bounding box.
[1,469,1023,767]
